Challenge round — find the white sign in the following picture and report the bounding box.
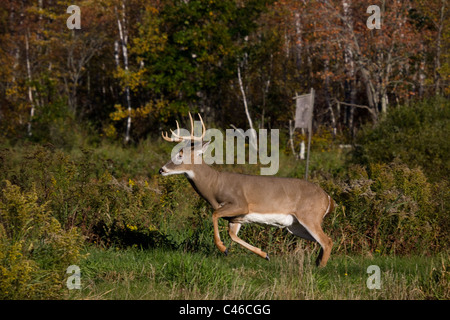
[294,93,314,130]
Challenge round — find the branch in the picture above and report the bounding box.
[333,99,377,117]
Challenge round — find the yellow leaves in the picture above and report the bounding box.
[109,100,168,124]
[132,5,167,58]
[0,240,37,299]
[126,224,138,231]
[5,87,19,99]
[110,104,146,122]
[110,104,128,121]
[113,67,147,92]
[0,180,84,299]
[147,5,160,15]
[102,123,117,139]
[134,103,153,118]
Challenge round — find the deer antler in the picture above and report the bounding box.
[161,112,206,142]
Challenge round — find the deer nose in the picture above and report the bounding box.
[159,168,164,175]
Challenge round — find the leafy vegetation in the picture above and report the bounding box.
[0,181,84,299]
[353,97,450,182]
[318,162,448,255]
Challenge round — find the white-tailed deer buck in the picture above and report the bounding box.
[159,113,334,267]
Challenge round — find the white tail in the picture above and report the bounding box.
[159,113,334,267]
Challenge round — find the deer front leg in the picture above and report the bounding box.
[212,205,246,256]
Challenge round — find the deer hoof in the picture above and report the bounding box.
[224,248,228,256]
[265,254,270,261]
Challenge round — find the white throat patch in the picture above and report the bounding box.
[160,167,195,180]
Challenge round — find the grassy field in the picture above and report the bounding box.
[68,246,449,300]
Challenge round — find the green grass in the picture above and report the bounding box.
[69,246,449,300]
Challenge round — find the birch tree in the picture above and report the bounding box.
[237,62,258,152]
[115,1,133,143]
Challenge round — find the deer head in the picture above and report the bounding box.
[159,113,208,179]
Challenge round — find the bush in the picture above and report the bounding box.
[353,97,450,182]
[0,143,188,250]
[317,161,447,255]
[0,181,84,299]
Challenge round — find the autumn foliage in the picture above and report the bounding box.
[0,0,448,143]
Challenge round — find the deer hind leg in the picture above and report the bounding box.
[212,211,228,255]
[312,227,333,267]
[228,222,269,260]
[288,218,333,267]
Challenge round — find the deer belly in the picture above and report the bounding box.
[239,213,295,228]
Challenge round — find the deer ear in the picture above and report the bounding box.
[202,140,211,153]
[195,140,211,156]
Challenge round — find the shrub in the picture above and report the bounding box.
[353,97,450,182]
[317,161,446,255]
[0,181,84,299]
[0,143,187,250]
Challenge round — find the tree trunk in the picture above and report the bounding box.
[324,59,336,137]
[360,67,379,123]
[294,12,302,70]
[288,120,297,158]
[114,40,120,67]
[25,32,35,137]
[342,0,356,133]
[237,64,258,152]
[116,2,132,144]
[381,92,388,116]
[419,54,426,97]
[434,0,446,95]
[299,128,306,160]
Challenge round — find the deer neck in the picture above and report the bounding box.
[186,163,221,209]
